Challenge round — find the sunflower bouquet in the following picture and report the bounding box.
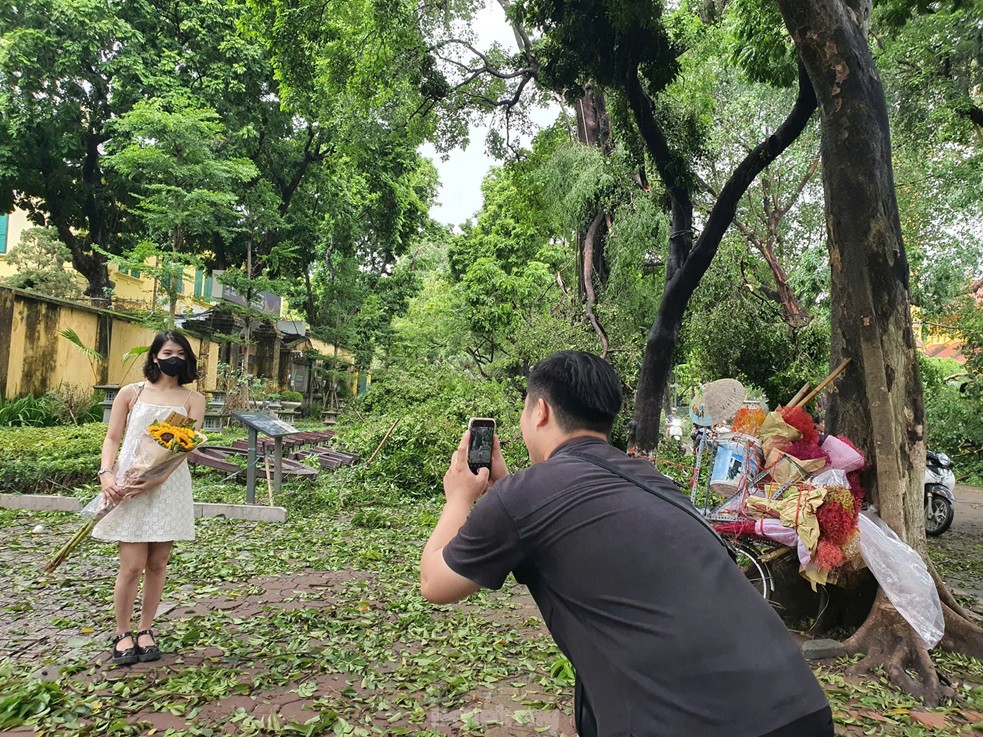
[42,413,206,574]
[116,413,206,490]
[148,420,205,453]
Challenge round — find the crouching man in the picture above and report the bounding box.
[421,351,833,737]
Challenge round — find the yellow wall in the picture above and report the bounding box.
[0,287,218,398]
[1,292,102,396]
[308,337,355,367]
[110,263,209,314]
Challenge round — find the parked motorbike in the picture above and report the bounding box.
[925,450,956,536]
[667,417,683,443]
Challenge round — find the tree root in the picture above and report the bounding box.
[927,560,983,657]
[940,601,983,659]
[928,559,982,624]
[844,592,954,707]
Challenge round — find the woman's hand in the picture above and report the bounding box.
[122,476,162,498]
[100,472,125,504]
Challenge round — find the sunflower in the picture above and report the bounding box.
[148,421,205,452]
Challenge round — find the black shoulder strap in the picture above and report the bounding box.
[568,451,738,561]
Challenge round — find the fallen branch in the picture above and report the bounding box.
[367,419,401,467]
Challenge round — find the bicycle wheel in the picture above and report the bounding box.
[733,542,773,601]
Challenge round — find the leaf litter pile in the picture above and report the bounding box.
[1,471,980,736]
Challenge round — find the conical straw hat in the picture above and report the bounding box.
[693,379,747,426]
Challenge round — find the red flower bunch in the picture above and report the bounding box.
[816,486,857,545]
[780,406,819,445]
[816,539,845,570]
[785,441,830,466]
[713,521,759,538]
[847,470,865,513]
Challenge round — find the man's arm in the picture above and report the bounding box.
[420,433,509,604]
[421,497,481,604]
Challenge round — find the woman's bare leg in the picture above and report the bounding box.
[137,541,173,645]
[114,542,148,648]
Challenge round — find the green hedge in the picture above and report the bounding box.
[333,365,528,497]
[0,426,104,494]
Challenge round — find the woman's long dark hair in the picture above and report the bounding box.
[143,331,198,385]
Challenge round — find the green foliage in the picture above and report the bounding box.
[281,390,304,403]
[41,385,102,426]
[0,677,72,730]
[598,195,668,342]
[0,388,99,430]
[105,97,259,321]
[952,296,983,378]
[1,228,81,299]
[727,0,797,86]
[517,0,680,98]
[682,241,830,405]
[333,367,527,497]
[921,351,983,485]
[0,425,103,493]
[0,396,59,428]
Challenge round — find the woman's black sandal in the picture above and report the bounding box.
[135,629,161,662]
[111,632,139,666]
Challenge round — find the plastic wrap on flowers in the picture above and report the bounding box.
[81,493,116,521]
[857,511,944,648]
[821,435,865,472]
[765,450,827,485]
[759,411,801,445]
[812,469,849,488]
[731,408,767,436]
[117,415,206,488]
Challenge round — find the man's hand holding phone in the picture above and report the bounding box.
[489,435,509,488]
[443,431,491,506]
[443,418,510,505]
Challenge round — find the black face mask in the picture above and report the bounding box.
[157,356,186,377]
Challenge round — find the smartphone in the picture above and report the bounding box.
[467,418,496,474]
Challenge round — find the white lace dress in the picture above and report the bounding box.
[92,396,196,543]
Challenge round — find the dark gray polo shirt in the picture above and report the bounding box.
[443,436,828,737]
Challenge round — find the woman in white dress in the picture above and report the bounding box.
[94,331,206,665]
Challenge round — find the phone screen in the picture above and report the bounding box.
[468,420,495,469]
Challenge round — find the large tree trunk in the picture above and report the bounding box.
[776,0,982,704]
[55,224,113,302]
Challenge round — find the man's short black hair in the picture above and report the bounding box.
[144,330,198,385]
[526,351,622,435]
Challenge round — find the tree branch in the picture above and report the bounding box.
[687,57,817,274]
[583,210,610,358]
